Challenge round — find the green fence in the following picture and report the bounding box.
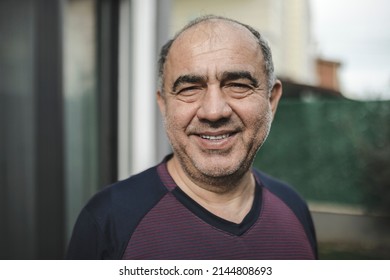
[254,99,390,212]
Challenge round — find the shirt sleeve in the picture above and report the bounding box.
[65,207,106,260]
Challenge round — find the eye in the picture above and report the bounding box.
[224,83,254,97]
[174,86,204,102]
[229,83,252,91]
[177,86,203,95]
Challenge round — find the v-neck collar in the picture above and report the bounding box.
[157,157,263,236]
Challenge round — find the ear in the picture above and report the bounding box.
[157,90,166,116]
[269,79,282,117]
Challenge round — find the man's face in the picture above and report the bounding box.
[158,21,281,186]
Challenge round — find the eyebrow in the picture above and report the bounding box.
[171,71,260,93]
[220,71,260,87]
[172,75,207,93]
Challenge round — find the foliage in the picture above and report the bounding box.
[254,99,390,214]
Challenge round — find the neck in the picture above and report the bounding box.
[167,157,256,223]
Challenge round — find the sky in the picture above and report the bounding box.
[310,0,390,100]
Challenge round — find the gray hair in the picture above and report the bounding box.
[158,15,276,93]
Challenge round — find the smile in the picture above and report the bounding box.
[200,134,230,140]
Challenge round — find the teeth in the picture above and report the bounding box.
[200,134,230,140]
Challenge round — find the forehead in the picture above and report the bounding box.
[165,21,263,77]
[175,20,257,46]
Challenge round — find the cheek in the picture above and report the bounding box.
[237,99,271,126]
[164,101,198,131]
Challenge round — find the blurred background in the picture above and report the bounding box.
[1,0,389,259]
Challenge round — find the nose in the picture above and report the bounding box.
[196,85,233,122]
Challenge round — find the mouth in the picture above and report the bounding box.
[193,131,239,150]
[199,133,231,141]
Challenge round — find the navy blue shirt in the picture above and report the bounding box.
[66,156,317,259]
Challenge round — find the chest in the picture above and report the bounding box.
[121,190,315,260]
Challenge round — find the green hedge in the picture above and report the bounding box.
[254,99,390,210]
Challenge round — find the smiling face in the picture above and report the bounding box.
[158,20,282,189]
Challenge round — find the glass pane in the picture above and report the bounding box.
[63,0,99,240]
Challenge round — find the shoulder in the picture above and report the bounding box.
[85,165,167,218]
[253,168,310,219]
[253,169,307,208]
[66,164,168,259]
[253,168,318,258]
[85,164,169,239]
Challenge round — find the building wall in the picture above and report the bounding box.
[281,0,316,84]
[316,58,342,91]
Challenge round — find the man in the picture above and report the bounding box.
[66,15,317,259]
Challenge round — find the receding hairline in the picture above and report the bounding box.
[173,17,259,46]
[158,15,276,92]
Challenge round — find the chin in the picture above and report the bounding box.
[193,156,250,179]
